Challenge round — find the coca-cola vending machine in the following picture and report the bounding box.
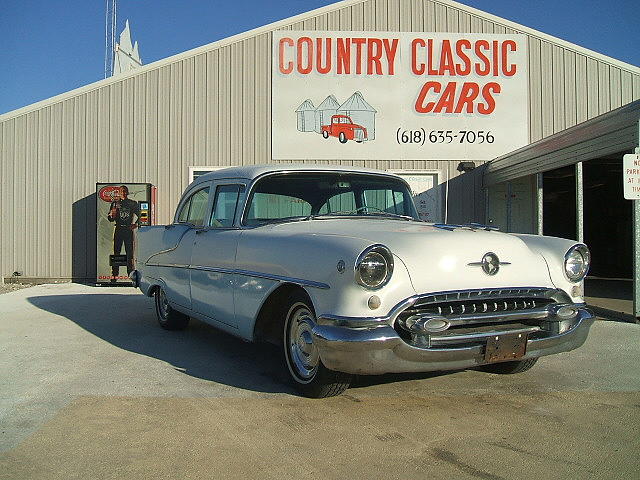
[96,183,157,284]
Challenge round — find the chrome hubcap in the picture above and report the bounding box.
[287,304,319,382]
[158,289,169,318]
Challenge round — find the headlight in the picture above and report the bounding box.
[564,244,590,282]
[355,245,394,289]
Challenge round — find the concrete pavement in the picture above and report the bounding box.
[1,284,639,479]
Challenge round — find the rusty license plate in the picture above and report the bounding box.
[484,332,528,363]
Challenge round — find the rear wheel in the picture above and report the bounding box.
[479,357,538,374]
[283,291,351,397]
[322,130,329,139]
[154,287,190,330]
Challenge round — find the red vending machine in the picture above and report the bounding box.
[96,183,157,284]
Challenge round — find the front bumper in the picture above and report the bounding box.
[312,307,595,375]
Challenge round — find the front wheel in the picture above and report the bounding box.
[479,357,538,374]
[155,287,190,330]
[283,292,351,397]
[338,132,347,143]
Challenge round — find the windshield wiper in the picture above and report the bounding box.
[310,207,416,221]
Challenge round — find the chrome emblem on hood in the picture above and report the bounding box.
[468,252,510,276]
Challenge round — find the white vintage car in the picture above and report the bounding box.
[133,165,594,397]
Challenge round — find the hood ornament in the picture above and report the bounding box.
[468,252,510,276]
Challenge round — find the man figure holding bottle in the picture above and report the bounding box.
[107,185,140,281]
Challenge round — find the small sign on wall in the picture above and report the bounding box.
[623,154,640,200]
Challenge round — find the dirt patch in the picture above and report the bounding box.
[0,283,34,295]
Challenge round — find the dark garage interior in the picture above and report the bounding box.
[543,155,633,279]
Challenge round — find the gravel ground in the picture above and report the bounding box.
[0,283,35,295]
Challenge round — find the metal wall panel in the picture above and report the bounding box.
[1,0,639,280]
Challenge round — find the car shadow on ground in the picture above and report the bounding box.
[27,292,454,395]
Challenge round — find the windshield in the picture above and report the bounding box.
[244,172,419,226]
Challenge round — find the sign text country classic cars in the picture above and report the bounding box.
[272,32,528,161]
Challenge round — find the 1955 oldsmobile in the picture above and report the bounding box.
[132,165,594,397]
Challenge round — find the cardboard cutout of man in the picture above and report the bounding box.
[107,185,140,280]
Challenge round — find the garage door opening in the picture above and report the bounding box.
[584,156,633,279]
[543,165,576,241]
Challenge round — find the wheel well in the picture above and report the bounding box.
[149,285,160,297]
[253,283,309,345]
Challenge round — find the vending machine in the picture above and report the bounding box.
[96,183,157,284]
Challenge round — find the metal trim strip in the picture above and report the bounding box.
[145,263,330,290]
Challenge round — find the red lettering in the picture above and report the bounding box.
[492,40,500,76]
[278,37,294,74]
[478,82,501,114]
[433,82,457,113]
[352,38,366,74]
[501,40,517,76]
[383,38,399,75]
[415,81,441,113]
[455,40,472,75]
[427,39,439,76]
[474,40,491,76]
[455,82,480,113]
[297,37,313,74]
[439,40,456,76]
[367,38,383,75]
[411,39,426,75]
[316,38,331,74]
[337,38,351,74]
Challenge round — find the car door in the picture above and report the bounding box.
[157,184,212,310]
[190,183,245,328]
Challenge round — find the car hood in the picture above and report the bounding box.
[260,219,554,293]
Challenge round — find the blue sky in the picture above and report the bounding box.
[1,0,638,115]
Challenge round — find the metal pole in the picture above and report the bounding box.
[634,120,640,319]
[506,182,512,232]
[576,162,584,243]
[536,173,544,235]
[634,199,639,319]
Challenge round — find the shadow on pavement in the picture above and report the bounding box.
[27,292,454,395]
[27,293,296,395]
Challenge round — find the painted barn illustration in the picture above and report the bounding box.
[295,92,377,144]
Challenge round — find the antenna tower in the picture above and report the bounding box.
[104,0,117,78]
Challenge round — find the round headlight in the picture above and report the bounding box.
[355,245,394,289]
[564,244,590,282]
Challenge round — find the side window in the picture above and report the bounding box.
[176,187,210,225]
[177,198,191,223]
[187,188,210,226]
[210,185,242,228]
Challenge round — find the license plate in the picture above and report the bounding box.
[485,333,528,363]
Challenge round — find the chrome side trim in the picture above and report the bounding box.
[144,227,193,264]
[144,263,330,290]
[146,263,190,269]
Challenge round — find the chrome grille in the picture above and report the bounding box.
[395,288,561,347]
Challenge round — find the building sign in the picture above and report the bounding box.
[272,32,528,161]
[391,171,442,222]
[623,154,640,200]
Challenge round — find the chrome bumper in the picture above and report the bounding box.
[311,307,595,375]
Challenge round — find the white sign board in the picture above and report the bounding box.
[623,154,640,200]
[392,171,442,222]
[272,32,529,161]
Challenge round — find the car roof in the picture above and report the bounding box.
[191,164,404,186]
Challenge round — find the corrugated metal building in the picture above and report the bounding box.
[1,0,639,284]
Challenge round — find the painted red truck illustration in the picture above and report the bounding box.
[321,115,368,143]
